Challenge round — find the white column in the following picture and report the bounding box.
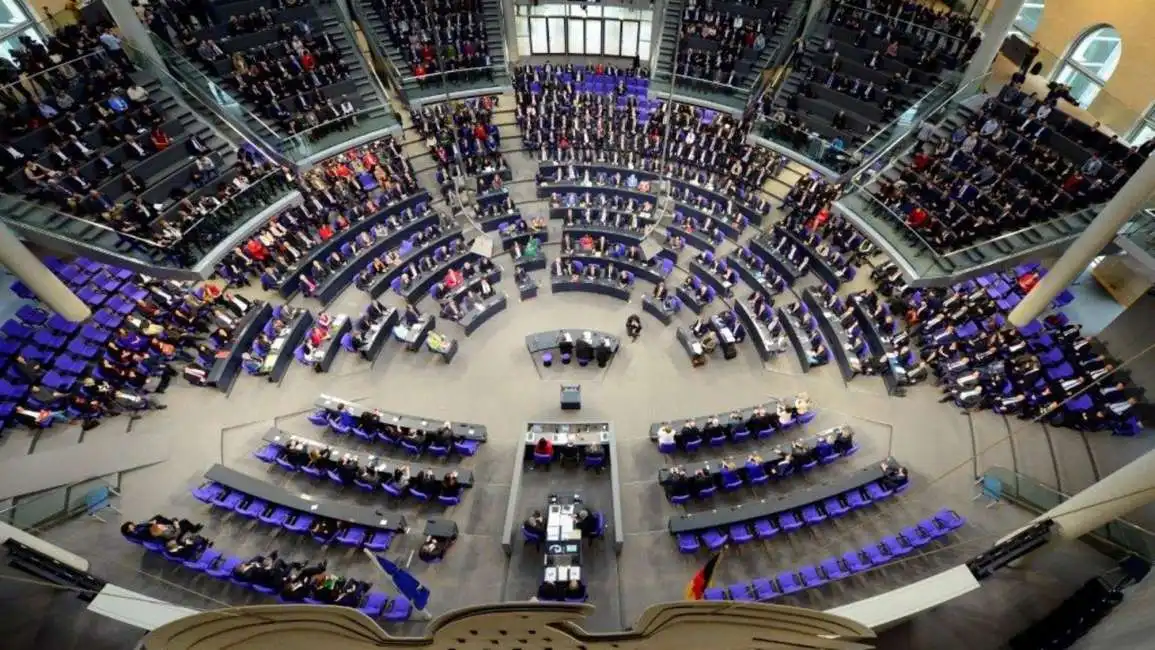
[1019,448,1155,542]
[961,0,1026,83]
[0,225,91,323]
[502,0,519,59]
[102,0,163,63]
[1009,154,1155,327]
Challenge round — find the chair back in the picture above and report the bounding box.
[84,486,113,516]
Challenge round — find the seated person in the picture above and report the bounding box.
[418,535,450,562]
[537,580,561,601]
[313,573,371,607]
[880,461,909,490]
[576,509,600,539]
[564,579,587,601]
[279,561,330,601]
[524,510,547,537]
[832,427,854,453]
[232,550,284,584]
[309,516,340,541]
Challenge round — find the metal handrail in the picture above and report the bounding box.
[0,191,167,249]
[493,0,513,80]
[345,0,407,96]
[325,0,396,112]
[852,71,991,180]
[279,104,393,147]
[137,37,284,145]
[845,187,942,257]
[0,49,110,98]
[940,206,1098,260]
[832,2,971,46]
[849,74,956,158]
[173,169,287,242]
[748,0,810,112]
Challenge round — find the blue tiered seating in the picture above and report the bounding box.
[703,509,966,601]
[121,534,412,620]
[0,257,176,432]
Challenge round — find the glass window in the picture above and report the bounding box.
[1012,0,1045,36]
[639,39,651,63]
[568,19,584,54]
[586,21,601,55]
[515,5,527,17]
[516,16,529,39]
[532,4,568,17]
[530,17,549,55]
[548,17,566,54]
[517,35,531,58]
[603,6,625,19]
[1128,105,1155,146]
[0,0,33,31]
[1052,25,1122,106]
[604,20,621,56]
[0,26,38,61]
[621,21,639,57]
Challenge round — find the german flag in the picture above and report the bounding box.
[684,551,722,600]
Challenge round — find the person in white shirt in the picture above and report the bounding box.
[656,424,676,446]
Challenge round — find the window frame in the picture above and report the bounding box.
[1050,24,1123,107]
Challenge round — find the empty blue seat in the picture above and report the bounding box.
[184,548,222,571]
[236,499,267,518]
[819,557,849,580]
[843,550,871,573]
[823,497,849,517]
[701,529,728,551]
[364,530,393,552]
[753,518,778,539]
[729,523,754,544]
[778,511,802,532]
[798,565,826,588]
[259,507,291,527]
[901,526,933,547]
[863,544,891,565]
[728,582,754,601]
[336,526,368,546]
[752,577,778,600]
[703,587,728,601]
[865,482,892,501]
[283,513,315,533]
[775,571,802,595]
[880,535,913,557]
[206,555,243,579]
[934,508,966,531]
[212,490,245,510]
[801,505,826,525]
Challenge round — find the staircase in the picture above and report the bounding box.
[314,2,394,137]
[654,0,804,114]
[354,0,508,104]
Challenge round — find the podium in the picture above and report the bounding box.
[560,384,581,410]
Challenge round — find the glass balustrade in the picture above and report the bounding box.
[982,467,1155,563]
[1,171,294,270]
[279,106,399,161]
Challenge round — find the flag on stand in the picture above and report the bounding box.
[684,551,722,600]
[364,550,432,611]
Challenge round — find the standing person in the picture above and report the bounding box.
[626,314,642,342]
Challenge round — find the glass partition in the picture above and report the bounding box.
[133,36,284,150]
[0,475,120,531]
[982,467,1155,563]
[754,116,860,175]
[0,171,293,269]
[280,106,399,161]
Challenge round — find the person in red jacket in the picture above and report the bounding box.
[535,437,554,457]
[907,205,929,229]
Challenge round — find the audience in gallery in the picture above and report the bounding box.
[184,18,358,139]
[516,64,782,208]
[121,514,213,560]
[277,435,465,500]
[215,136,421,290]
[676,0,783,88]
[872,79,1144,253]
[871,262,1144,433]
[0,17,294,262]
[377,0,493,82]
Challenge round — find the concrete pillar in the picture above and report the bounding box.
[0,225,90,323]
[100,0,162,63]
[1009,154,1155,327]
[502,0,519,60]
[961,0,1025,83]
[1028,448,1155,542]
[804,0,827,34]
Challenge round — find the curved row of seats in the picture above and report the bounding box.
[253,439,467,506]
[664,444,859,505]
[703,509,966,601]
[309,406,483,457]
[651,402,818,454]
[122,533,412,620]
[675,467,905,553]
[192,479,398,549]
